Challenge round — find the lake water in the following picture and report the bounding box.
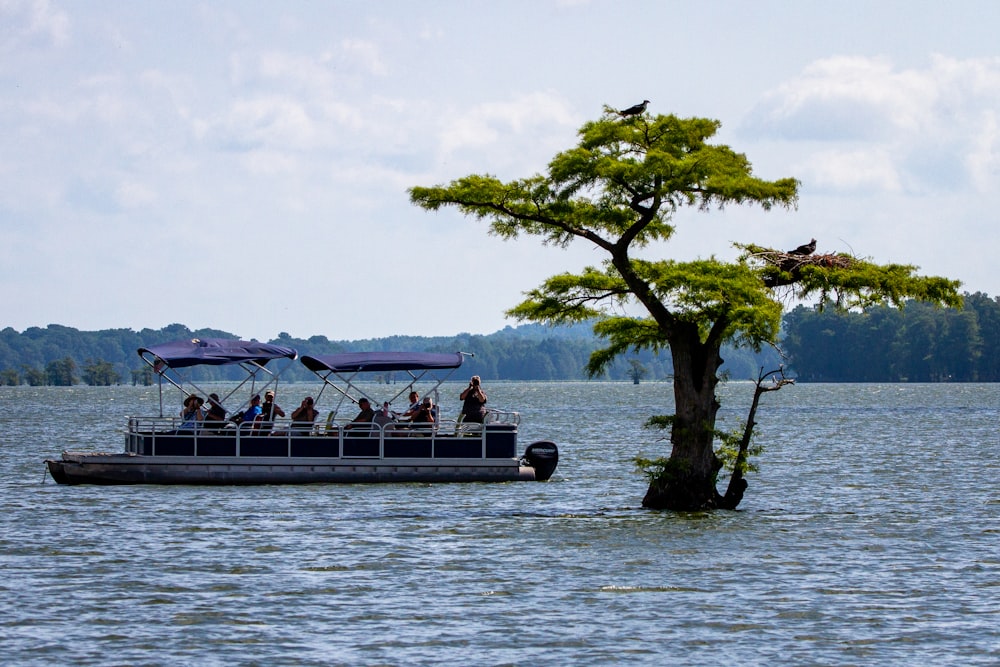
[1,382,998,665]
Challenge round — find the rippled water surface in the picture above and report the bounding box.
[2,382,998,665]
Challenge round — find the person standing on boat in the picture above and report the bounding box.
[260,390,285,433]
[460,376,488,423]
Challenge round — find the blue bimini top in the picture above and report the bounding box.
[300,351,464,374]
[138,338,298,369]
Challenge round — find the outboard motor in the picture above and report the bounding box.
[522,441,559,481]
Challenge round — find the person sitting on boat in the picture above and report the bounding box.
[205,393,226,422]
[373,401,395,430]
[460,376,488,423]
[240,394,263,429]
[400,391,421,420]
[346,397,375,429]
[179,395,205,432]
[260,390,285,433]
[202,393,227,432]
[411,397,436,427]
[289,396,319,434]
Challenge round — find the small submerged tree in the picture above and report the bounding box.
[82,359,121,386]
[410,108,961,510]
[45,357,78,386]
[627,358,647,384]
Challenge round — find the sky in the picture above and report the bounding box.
[2,1,999,341]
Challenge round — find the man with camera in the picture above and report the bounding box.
[459,375,488,423]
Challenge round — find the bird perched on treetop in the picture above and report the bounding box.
[618,100,649,117]
[788,238,817,255]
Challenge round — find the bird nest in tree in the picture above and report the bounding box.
[753,250,854,272]
[748,248,855,289]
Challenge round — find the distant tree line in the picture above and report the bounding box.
[0,320,779,386]
[783,292,1000,381]
[11,292,997,386]
[0,356,124,387]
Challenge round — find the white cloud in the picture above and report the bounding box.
[743,55,1000,194]
[0,0,69,51]
[114,181,157,208]
[225,96,316,150]
[967,111,1000,191]
[4,3,1000,339]
[795,148,902,193]
[340,39,387,76]
[434,92,581,179]
[244,50,338,92]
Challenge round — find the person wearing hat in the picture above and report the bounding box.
[260,389,285,433]
[179,394,205,432]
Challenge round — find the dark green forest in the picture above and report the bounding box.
[783,292,1000,381]
[0,320,778,386]
[3,291,999,385]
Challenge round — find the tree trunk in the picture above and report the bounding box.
[642,325,724,510]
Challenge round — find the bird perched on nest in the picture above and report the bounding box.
[788,238,817,255]
[618,100,649,117]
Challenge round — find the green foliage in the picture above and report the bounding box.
[82,359,122,386]
[634,455,693,486]
[627,358,647,383]
[640,414,762,477]
[783,294,992,381]
[411,107,961,509]
[131,367,154,386]
[0,320,779,384]
[796,262,962,310]
[0,323,243,384]
[45,357,77,386]
[712,424,763,475]
[23,366,45,386]
[738,243,963,311]
[644,414,677,431]
[412,112,802,379]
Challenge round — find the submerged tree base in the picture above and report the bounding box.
[641,475,745,511]
[641,367,791,512]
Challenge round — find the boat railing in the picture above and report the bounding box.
[483,408,519,425]
[126,415,518,460]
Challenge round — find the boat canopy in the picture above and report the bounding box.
[300,351,467,420]
[300,351,463,374]
[139,338,298,368]
[137,338,298,417]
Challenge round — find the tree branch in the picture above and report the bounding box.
[719,367,793,509]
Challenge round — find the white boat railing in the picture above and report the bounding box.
[125,414,519,460]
